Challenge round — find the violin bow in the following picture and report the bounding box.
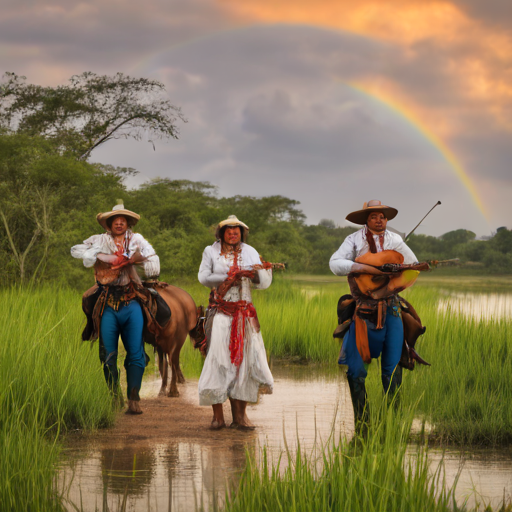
[405,201,441,242]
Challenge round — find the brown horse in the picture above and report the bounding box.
[153,284,202,397]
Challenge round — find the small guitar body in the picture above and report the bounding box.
[354,250,419,299]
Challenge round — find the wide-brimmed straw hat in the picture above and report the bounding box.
[346,200,398,225]
[97,201,140,231]
[215,215,249,240]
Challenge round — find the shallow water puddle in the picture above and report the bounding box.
[58,367,512,511]
[426,448,512,510]
[58,366,351,511]
[438,292,512,321]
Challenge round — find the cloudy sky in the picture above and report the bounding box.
[2,0,511,236]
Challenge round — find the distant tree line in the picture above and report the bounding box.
[1,72,510,288]
[1,129,510,288]
[0,129,359,287]
[407,228,512,274]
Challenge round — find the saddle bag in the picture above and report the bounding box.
[333,294,355,340]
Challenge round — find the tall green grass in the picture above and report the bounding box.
[224,406,461,512]
[252,278,345,361]
[184,276,512,445]
[402,286,512,445]
[2,276,508,512]
[0,287,116,512]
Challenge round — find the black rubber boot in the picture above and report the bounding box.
[347,375,370,436]
[382,365,403,407]
[103,351,120,393]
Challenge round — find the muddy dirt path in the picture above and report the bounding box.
[59,368,512,512]
[77,377,263,451]
[59,367,351,511]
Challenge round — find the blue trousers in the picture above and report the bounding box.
[100,301,146,399]
[339,307,403,381]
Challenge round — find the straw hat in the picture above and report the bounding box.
[215,215,249,240]
[96,200,140,231]
[346,200,398,225]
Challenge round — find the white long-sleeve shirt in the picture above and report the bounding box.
[71,230,160,282]
[198,241,274,405]
[198,241,272,302]
[329,228,417,276]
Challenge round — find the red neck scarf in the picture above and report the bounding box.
[365,227,384,254]
[209,249,258,367]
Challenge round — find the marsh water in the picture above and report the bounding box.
[58,288,512,512]
[437,291,512,321]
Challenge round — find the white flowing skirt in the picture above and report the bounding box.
[198,312,274,405]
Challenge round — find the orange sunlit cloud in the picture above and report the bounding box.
[219,0,512,134]
[221,0,471,45]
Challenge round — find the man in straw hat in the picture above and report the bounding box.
[197,215,274,430]
[329,200,419,433]
[71,201,160,414]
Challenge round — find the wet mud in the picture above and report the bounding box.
[58,365,512,512]
[58,365,351,511]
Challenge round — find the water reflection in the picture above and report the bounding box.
[60,440,249,511]
[59,366,512,512]
[427,448,512,510]
[58,366,350,511]
[438,292,512,321]
[101,444,155,495]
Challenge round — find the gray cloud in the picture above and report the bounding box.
[1,10,509,235]
[91,25,501,235]
[0,0,239,75]
[452,0,512,29]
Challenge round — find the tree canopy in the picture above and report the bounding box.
[0,72,185,159]
[0,132,510,286]
[0,72,510,286]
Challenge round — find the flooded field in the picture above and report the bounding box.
[58,364,512,512]
[4,280,512,511]
[438,291,512,321]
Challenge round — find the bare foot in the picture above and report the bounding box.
[126,400,143,415]
[209,419,226,430]
[229,400,255,430]
[237,415,256,430]
[230,399,256,430]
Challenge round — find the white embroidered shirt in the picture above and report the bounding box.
[329,227,418,276]
[71,230,160,284]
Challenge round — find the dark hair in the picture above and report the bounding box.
[219,225,245,243]
[106,215,136,230]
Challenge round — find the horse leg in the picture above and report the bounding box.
[173,345,186,384]
[157,347,168,397]
[167,345,180,397]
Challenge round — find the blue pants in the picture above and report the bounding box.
[100,301,146,399]
[339,307,403,381]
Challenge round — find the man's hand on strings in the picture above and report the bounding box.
[351,263,385,275]
[97,253,127,267]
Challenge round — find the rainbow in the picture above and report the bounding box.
[130,25,253,75]
[345,82,488,221]
[130,24,489,223]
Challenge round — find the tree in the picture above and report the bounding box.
[489,228,512,255]
[218,195,306,234]
[0,72,186,160]
[0,132,126,284]
[440,229,476,246]
[319,219,336,229]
